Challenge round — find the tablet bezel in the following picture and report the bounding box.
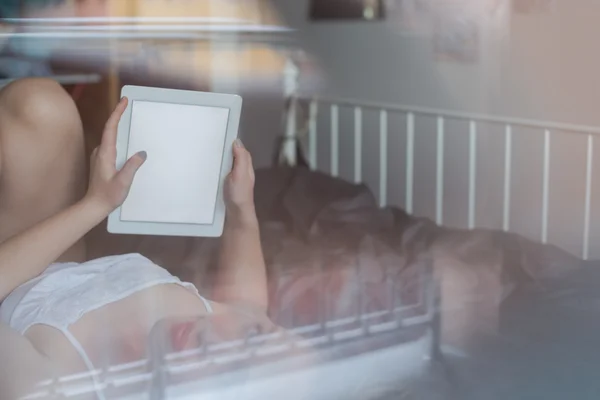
[107,85,242,237]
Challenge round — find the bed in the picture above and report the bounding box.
[78,163,600,400]
[63,154,600,400]
[17,32,600,400]
[268,89,600,398]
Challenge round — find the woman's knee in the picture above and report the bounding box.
[0,78,86,219]
[0,78,85,172]
[0,78,82,135]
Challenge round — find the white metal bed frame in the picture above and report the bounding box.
[285,95,599,260]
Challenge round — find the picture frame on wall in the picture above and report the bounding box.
[310,0,386,21]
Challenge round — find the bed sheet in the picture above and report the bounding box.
[85,166,600,399]
[88,166,590,338]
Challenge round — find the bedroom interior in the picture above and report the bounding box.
[1,0,600,399]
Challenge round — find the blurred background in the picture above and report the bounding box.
[0,0,308,168]
[3,0,600,258]
[4,2,600,399]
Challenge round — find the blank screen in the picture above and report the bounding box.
[120,100,230,224]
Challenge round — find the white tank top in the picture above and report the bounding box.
[0,253,212,400]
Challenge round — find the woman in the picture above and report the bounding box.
[0,78,278,400]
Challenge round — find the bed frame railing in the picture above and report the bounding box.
[297,96,600,260]
[24,261,438,400]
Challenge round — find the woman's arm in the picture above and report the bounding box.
[213,141,268,312]
[0,321,61,400]
[0,97,145,301]
[215,208,268,312]
[0,199,107,301]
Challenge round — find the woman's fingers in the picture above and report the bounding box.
[232,139,253,181]
[100,97,128,153]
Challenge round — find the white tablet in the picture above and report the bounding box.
[107,85,242,237]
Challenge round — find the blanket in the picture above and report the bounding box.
[87,166,592,343]
[86,166,600,398]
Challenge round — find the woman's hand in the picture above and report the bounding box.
[224,139,256,224]
[85,97,146,214]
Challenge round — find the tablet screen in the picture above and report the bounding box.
[120,100,230,225]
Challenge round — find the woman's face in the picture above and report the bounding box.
[142,308,320,397]
[83,305,275,368]
[75,307,313,400]
[148,305,281,355]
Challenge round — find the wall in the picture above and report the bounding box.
[272,0,600,257]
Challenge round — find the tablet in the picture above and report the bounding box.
[107,85,242,237]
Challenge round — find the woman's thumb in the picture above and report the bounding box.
[116,151,147,187]
[232,140,250,177]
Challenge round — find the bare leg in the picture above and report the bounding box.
[0,78,87,262]
[0,78,88,399]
